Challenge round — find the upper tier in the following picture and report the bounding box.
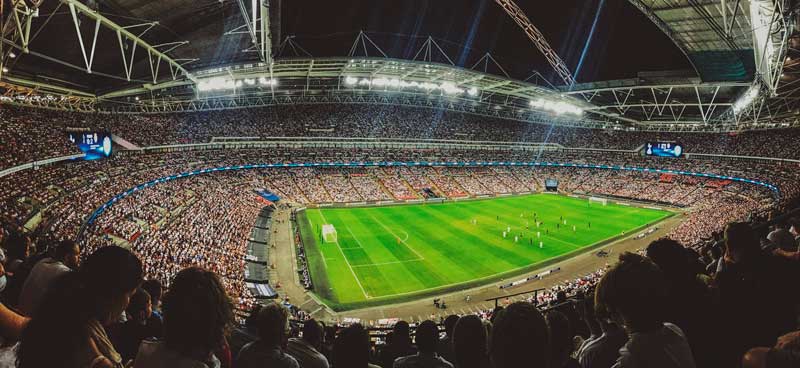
[3,103,800,171]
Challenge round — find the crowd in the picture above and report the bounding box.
[6,103,800,174]
[0,213,797,367]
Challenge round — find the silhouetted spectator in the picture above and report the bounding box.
[109,288,158,363]
[133,267,234,368]
[394,320,453,368]
[287,319,329,368]
[576,290,626,368]
[595,252,695,368]
[18,239,80,316]
[381,321,417,368]
[333,323,380,368]
[17,246,143,368]
[547,310,580,368]
[236,302,299,368]
[437,315,458,365]
[452,315,490,368]
[490,301,550,368]
[714,222,800,366]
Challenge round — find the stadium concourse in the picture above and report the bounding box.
[0,102,798,368]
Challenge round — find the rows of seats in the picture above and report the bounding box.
[5,103,800,173]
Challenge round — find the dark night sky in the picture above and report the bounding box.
[280,0,692,84]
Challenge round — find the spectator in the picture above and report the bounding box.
[595,252,695,368]
[714,222,800,366]
[133,267,234,368]
[452,315,490,368]
[17,239,80,316]
[109,288,158,363]
[646,238,720,367]
[490,301,550,368]
[287,318,329,368]
[229,305,262,359]
[576,291,627,368]
[742,330,800,368]
[546,310,580,368]
[141,279,163,320]
[17,246,143,368]
[437,315,458,365]
[332,323,380,368]
[767,222,796,251]
[236,302,299,368]
[3,231,30,275]
[393,320,453,368]
[381,321,417,368]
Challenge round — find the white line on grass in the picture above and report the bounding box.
[317,210,370,299]
[351,259,424,268]
[369,214,426,260]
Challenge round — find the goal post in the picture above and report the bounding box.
[589,196,608,206]
[322,224,338,243]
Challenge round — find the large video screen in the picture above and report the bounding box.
[644,142,684,158]
[68,131,113,160]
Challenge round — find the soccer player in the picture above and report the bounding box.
[539,241,543,249]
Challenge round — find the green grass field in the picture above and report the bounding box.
[298,194,671,310]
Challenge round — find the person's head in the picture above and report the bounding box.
[724,222,760,263]
[392,320,411,344]
[54,239,80,269]
[490,302,550,368]
[17,246,143,368]
[546,310,574,367]
[789,218,800,237]
[453,315,489,368]
[141,279,163,310]
[595,252,666,333]
[162,267,234,358]
[244,304,263,331]
[79,246,144,324]
[415,320,439,354]
[5,231,30,261]
[302,319,324,349]
[333,323,371,368]
[126,288,152,324]
[256,302,290,348]
[646,238,689,278]
[443,314,459,337]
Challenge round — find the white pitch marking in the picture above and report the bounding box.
[369,214,426,260]
[317,210,370,299]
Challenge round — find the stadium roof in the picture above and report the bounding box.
[0,0,796,131]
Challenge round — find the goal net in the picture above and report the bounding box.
[589,197,608,206]
[322,224,337,243]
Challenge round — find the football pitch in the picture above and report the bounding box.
[297,194,671,310]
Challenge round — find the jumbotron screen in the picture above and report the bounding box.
[644,142,684,158]
[67,131,113,160]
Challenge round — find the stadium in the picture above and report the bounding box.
[0,0,799,367]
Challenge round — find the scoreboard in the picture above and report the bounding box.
[644,142,684,158]
[67,131,113,160]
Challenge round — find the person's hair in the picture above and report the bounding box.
[453,315,489,368]
[256,302,289,347]
[5,231,29,261]
[302,319,324,347]
[725,222,761,261]
[244,304,263,331]
[54,239,78,260]
[546,310,574,367]
[333,323,371,368]
[415,320,439,354]
[162,267,234,357]
[443,314,459,336]
[595,252,666,332]
[17,246,143,368]
[126,288,151,321]
[490,302,550,368]
[392,320,411,346]
[141,279,163,304]
[647,238,690,279]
